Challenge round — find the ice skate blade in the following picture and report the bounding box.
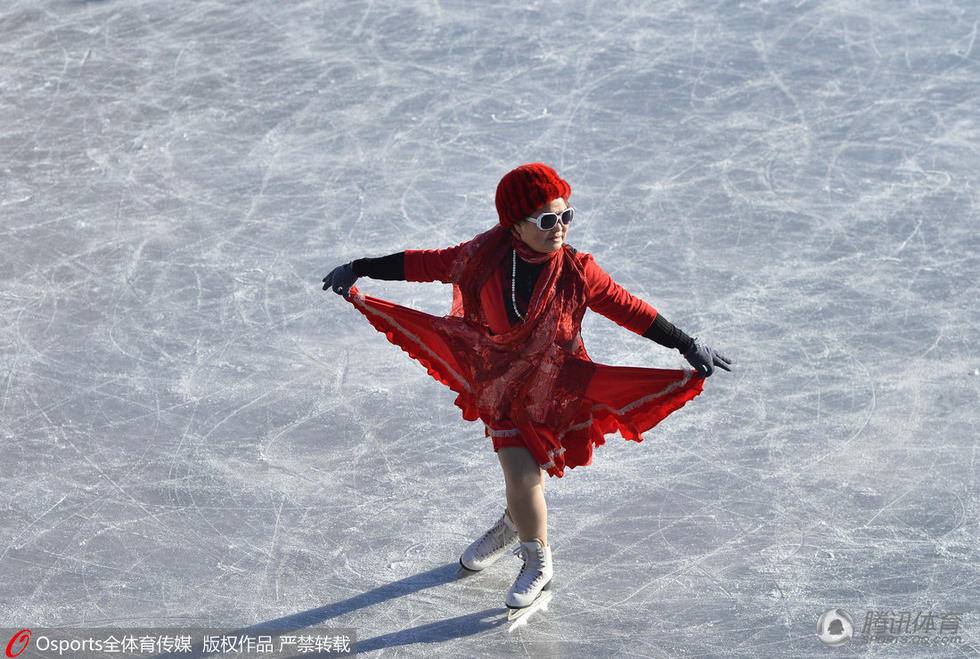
[506,590,553,630]
[457,559,479,574]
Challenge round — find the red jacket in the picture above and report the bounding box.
[404,245,659,336]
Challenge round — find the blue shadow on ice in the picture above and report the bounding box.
[154,562,505,657]
[352,608,503,654]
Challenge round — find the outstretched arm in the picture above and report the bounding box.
[585,257,732,377]
[322,252,406,297]
[642,313,732,378]
[322,244,463,296]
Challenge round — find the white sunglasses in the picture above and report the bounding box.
[525,207,574,231]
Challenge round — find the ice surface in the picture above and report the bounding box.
[1,0,977,656]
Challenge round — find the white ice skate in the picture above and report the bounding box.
[459,511,519,572]
[505,540,553,612]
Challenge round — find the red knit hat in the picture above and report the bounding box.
[495,163,571,227]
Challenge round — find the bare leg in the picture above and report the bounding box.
[497,446,548,546]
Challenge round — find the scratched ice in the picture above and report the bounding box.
[1,1,977,657]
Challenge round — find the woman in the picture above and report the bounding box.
[322,163,731,611]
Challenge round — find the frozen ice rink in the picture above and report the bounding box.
[2,0,977,656]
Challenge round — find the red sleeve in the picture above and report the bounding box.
[583,255,659,335]
[403,244,465,283]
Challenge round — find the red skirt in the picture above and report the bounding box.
[346,288,703,476]
[487,363,703,471]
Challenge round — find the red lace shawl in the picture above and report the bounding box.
[345,225,703,477]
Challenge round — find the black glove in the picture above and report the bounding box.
[684,341,733,378]
[322,263,358,297]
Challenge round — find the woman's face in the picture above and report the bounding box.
[515,197,569,254]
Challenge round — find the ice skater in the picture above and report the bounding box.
[322,163,731,614]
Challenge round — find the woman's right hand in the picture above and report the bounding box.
[322,263,358,297]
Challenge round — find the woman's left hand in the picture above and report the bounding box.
[684,341,733,377]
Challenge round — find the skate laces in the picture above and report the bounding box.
[512,544,547,591]
[473,516,515,559]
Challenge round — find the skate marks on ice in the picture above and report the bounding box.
[1,0,977,656]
